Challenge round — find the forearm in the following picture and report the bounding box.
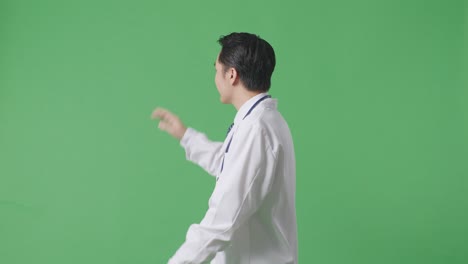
[180,128,224,177]
[168,220,232,264]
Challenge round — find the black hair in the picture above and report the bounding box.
[217,32,276,92]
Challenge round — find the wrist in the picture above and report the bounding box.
[178,127,188,141]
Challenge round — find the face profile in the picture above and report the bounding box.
[214,53,238,105]
[214,54,228,103]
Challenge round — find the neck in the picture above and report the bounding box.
[232,90,263,111]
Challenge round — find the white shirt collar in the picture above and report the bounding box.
[233,92,269,125]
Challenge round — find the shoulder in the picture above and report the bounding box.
[242,104,285,135]
[237,107,285,152]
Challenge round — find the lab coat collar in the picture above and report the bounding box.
[233,92,270,125]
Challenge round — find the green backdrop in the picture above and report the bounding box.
[1,0,467,263]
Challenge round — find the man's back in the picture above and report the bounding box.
[212,96,297,263]
[169,94,297,263]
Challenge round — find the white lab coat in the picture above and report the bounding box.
[168,93,298,264]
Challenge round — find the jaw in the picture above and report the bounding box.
[219,90,232,104]
[220,95,229,104]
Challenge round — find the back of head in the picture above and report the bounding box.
[218,32,276,92]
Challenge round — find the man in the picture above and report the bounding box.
[152,32,298,264]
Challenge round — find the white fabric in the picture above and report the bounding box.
[168,93,298,264]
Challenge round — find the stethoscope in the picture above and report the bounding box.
[217,95,272,180]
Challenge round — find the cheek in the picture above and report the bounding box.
[215,73,223,90]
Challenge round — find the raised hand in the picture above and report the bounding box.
[151,107,187,140]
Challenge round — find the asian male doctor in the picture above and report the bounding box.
[152,32,298,264]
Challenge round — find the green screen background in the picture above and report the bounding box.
[1,0,467,263]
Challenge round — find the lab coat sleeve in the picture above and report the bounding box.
[180,127,225,177]
[169,124,277,264]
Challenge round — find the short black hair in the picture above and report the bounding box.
[217,32,276,92]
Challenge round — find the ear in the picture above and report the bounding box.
[227,67,239,86]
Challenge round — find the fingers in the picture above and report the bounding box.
[151,107,169,120]
[153,107,176,132]
[152,107,178,123]
[152,107,185,139]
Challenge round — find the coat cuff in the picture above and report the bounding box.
[180,127,196,149]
